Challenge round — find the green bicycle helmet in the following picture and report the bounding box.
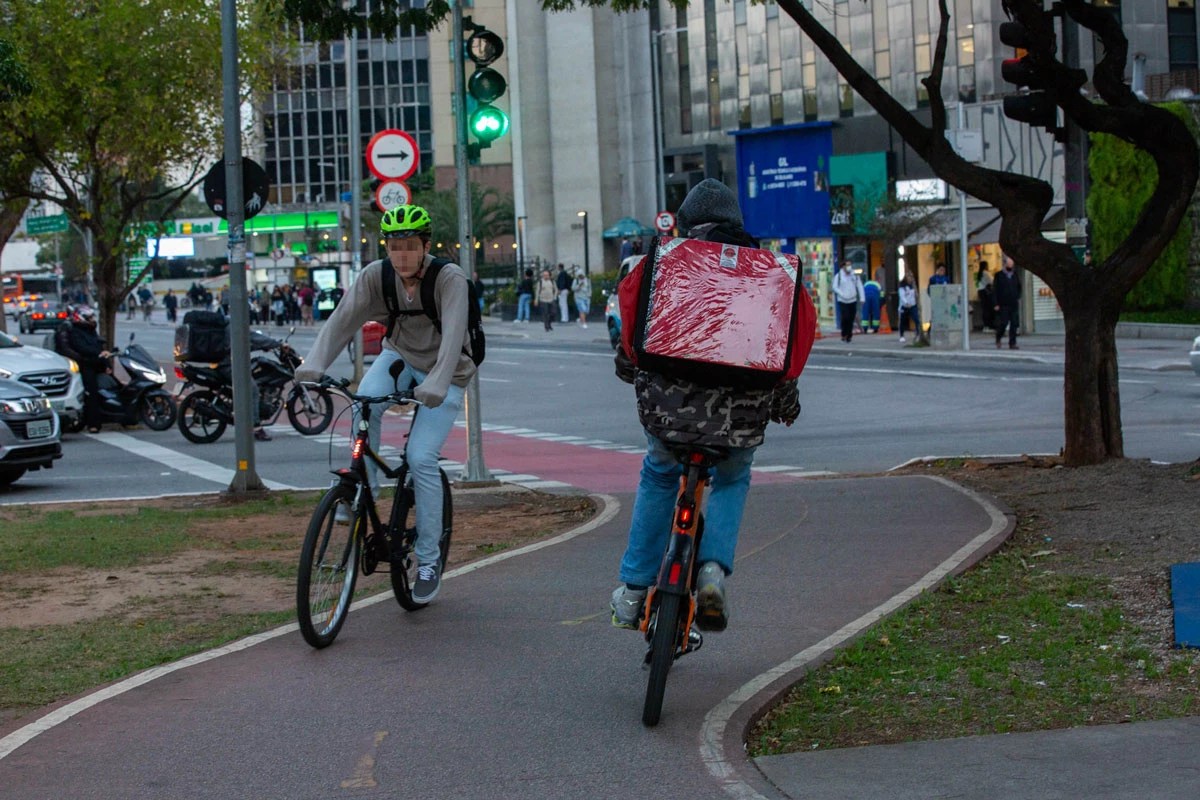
[380,204,432,238]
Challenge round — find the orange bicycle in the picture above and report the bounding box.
[640,444,727,726]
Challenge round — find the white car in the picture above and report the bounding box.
[0,329,86,431]
[1190,335,1200,377]
[605,255,642,350]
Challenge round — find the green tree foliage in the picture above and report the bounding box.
[0,37,33,101]
[411,181,514,261]
[0,0,276,341]
[1088,102,1193,311]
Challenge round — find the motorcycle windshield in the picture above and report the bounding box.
[125,344,161,371]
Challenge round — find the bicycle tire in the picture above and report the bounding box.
[140,391,178,431]
[297,484,361,648]
[643,591,683,727]
[177,390,227,443]
[390,468,453,611]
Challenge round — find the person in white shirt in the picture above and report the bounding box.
[831,260,865,343]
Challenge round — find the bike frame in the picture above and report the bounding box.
[640,451,712,654]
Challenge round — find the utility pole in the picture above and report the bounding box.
[346,20,365,383]
[220,0,264,494]
[1061,11,1090,257]
[454,4,493,484]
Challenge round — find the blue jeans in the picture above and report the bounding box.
[357,349,464,567]
[618,433,756,587]
[516,293,532,321]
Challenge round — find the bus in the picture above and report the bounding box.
[2,272,61,318]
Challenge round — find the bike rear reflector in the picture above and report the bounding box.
[669,563,682,584]
[676,505,694,529]
[351,438,365,460]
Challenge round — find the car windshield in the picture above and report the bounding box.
[0,331,23,349]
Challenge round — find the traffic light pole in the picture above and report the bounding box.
[1062,13,1089,254]
[453,2,493,485]
[219,0,265,495]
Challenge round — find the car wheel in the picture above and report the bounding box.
[0,467,26,487]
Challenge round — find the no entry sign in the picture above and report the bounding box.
[365,129,419,182]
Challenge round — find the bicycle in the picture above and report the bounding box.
[295,375,453,649]
[639,444,728,727]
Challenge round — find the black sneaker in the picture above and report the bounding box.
[412,562,442,603]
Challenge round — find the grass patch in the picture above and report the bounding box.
[0,610,293,718]
[0,493,317,574]
[751,542,1192,755]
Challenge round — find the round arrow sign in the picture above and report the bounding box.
[365,129,419,182]
[655,211,676,233]
[375,180,412,212]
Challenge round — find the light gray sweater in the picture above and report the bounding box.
[298,255,476,405]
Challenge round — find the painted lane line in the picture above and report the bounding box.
[90,432,298,491]
[0,494,619,762]
[698,475,1010,800]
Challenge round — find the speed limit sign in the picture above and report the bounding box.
[655,211,676,233]
[375,180,412,212]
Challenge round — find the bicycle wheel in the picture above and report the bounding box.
[643,591,684,727]
[297,485,361,648]
[177,390,227,443]
[285,384,334,435]
[390,468,453,611]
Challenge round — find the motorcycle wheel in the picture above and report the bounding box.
[178,390,228,444]
[140,391,178,431]
[286,384,334,435]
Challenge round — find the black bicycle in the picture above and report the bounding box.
[640,445,727,726]
[295,375,453,649]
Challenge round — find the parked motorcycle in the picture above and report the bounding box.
[90,333,178,431]
[175,328,333,444]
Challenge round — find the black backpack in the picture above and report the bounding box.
[381,259,486,367]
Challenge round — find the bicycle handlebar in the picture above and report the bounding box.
[301,376,421,408]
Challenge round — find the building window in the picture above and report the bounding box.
[704,0,721,129]
[676,8,692,136]
[1168,0,1199,72]
[839,81,854,117]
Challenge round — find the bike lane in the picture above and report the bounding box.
[0,474,1010,799]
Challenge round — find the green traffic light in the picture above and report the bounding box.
[470,105,510,143]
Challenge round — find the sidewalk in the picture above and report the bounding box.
[480,315,1195,373]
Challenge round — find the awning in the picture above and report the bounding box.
[602,216,656,239]
[968,203,1065,245]
[900,207,1000,246]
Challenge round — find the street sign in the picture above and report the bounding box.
[375,180,412,212]
[203,157,271,221]
[26,214,68,235]
[654,211,676,233]
[365,129,419,182]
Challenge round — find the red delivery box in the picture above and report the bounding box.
[633,236,804,389]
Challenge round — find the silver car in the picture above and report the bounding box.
[0,376,62,487]
[0,329,86,431]
[1190,335,1200,377]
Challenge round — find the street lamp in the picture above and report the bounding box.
[650,26,687,213]
[577,210,589,275]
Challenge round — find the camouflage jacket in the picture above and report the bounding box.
[615,345,798,449]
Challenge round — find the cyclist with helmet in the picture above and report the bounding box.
[296,204,475,604]
[55,305,111,433]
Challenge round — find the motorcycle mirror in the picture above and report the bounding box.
[128,332,136,343]
[289,326,296,335]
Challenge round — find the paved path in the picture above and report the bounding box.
[0,476,1008,799]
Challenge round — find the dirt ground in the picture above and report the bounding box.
[0,488,597,630]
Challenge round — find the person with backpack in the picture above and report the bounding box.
[608,179,812,633]
[832,259,865,343]
[295,204,480,605]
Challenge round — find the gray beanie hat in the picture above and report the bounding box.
[675,178,743,232]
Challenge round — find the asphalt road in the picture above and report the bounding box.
[0,474,1009,799]
[2,319,1195,504]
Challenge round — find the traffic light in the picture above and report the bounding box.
[464,22,509,162]
[999,21,1062,137]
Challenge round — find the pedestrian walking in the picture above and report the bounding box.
[898,274,921,343]
[572,267,591,328]
[993,255,1022,349]
[862,276,882,333]
[514,269,533,323]
[472,271,486,315]
[832,260,865,343]
[163,288,178,323]
[556,263,571,323]
[535,268,557,331]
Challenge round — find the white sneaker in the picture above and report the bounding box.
[581,322,588,329]
[899,336,906,343]
[512,319,520,324]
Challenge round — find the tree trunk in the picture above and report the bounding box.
[1061,298,1123,465]
[96,258,122,347]
[0,197,30,335]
